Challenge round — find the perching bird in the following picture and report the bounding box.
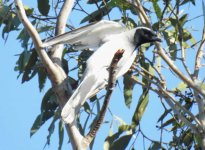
[42,20,161,124]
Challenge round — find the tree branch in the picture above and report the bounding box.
[127,0,205,98]
[131,76,202,134]
[193,26,205,141]
[50,0,75,62]
[47,1,84,150]
[83,49,125,147]
[193,26,205,79]
[14,0,83,149]
[14,0,58,79]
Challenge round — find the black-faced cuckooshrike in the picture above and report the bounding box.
[42,20,161,124]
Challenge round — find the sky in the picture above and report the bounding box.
[0,0,204,150]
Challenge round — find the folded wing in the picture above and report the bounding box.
[42,20,126,50]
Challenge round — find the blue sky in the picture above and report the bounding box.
[0,0,204,150]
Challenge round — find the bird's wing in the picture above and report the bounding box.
[42,20,126,49]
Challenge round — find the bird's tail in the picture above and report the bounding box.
[61,74,102,124]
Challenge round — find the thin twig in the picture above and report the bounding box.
[83,49,125,145]
[174,1,192,79]
[127,0,205,98]
[131,73,202,133]
[193,27,205,78]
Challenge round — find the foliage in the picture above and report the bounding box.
[1,0,205,149]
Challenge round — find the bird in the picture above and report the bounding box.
[42,20,161,124]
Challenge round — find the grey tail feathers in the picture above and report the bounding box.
[61,74,98,124]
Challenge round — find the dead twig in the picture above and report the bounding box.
[83,49,125,145]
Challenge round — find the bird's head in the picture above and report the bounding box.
[134,27,161,47]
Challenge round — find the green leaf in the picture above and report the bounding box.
[109,0,132,11]
[110,134,132,150]
[83,101,91,114]
[24,5,34,16]
[163,30,177,60]
[41,88,58,113]
[45,112,59,147]
[182,29,194,42]
[179,14,188,27]
[123,72,135,108]
[78,50,93,79]
[58,120,64,150]
[122,17,137,29]
[37,0,50,16]
[104,120,130,150]
[30,114,42,137]
[80,6,111,24]
[22,50,38,83]
[30,89,58,137]
[87,0,104,4]
[148,142,163,150]
[160,117,176,128]
[41,88,58,124]
[2,16,20,39]
[108,0,139,15]
[0,5,9,18]
[118,124,133,132]
[132,90,149,127]
[15,50,31,76]
[0,5,21,39]
[180,0,195,6]
[104,131,122,150]
[17,28,30,49]
[157,109,171,123]
[38,67,47,92]
[169,17,177,28]
[152,0,162,19]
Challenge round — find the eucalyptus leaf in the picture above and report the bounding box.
[45,112,59,147]
[80,6,111,24]
[30,114,42,137]
[38,67,47,92]
[148,142,164,150]
[104,131,124,150]
[21,50,37,82]
[16,50,31,76]
[160,117,176,128]
[37,0,50,16]
[180,0,195,6]
[123,72,135,108]
[110,134,132,150]
[58,120,64,150]
[152,0,162,19]
[132,90,149,127]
